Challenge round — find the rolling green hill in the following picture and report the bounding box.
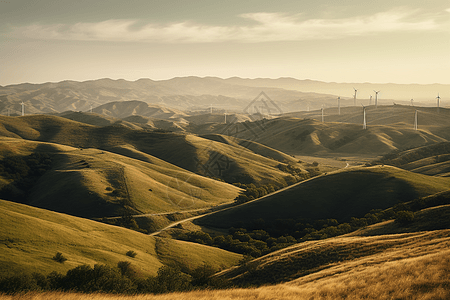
[216,228,450,287]
[376,142,450,177]
[0,115,308,187]
[0,200,242,277]
[0,138,241,218]
[195,165,450,229]
[191,115,449,156]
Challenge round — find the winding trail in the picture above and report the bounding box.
[147,171,333,236]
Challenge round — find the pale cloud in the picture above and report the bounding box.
[11,8,441,43]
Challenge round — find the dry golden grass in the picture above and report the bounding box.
[0,200,242,277]
[1,249,449,299]
[2,228,449,299]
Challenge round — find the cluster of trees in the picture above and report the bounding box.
[176,206,422,259]
[232,183,282,204]
[0,152,53,203]
[0,262,225,295]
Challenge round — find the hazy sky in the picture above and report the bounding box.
[1,0,449,86]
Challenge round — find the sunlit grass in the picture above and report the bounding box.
[1,248,449,299]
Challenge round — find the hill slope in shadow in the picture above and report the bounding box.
[195,165,450,228]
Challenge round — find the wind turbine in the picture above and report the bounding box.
[411,99,414,106]
[369,95,372,106]
[373,90,380,108]
[321,105,324,123]
[436,94,441,112]
[90,104,93,113]
[414,110,418,131]
[224,110,227,124]
[362,104,367,130]
[21,102,25,116]
[353,88,358,106]
[337,97,341,115]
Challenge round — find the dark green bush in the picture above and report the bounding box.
[52,252,67,263]
[395,211,415,225]
[126,250,137,258]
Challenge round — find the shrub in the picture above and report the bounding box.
[117,261,139,279]
[52,252,67,263]
[126,250,137,258]
[395,211,415,225]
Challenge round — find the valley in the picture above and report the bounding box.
[0,78,450,299]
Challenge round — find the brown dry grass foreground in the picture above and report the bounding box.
[1,248,449,300]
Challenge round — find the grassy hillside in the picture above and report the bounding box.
[195,165,450,228]
[57,111,119,127]
[191,108,450,156]
[6,232,449,299]
[0,115,308,187]
[217,229,450,286]
[0,138,241,218]
[284,105,450,127]
[94,101,187,120]
[0,200,242,278]
[376,142,450,177]
[199,134,299,165]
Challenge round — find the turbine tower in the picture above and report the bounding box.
[21,102,25,116]
[362,105,367,130]
[411,99,414,106]
[337,97,341,115]
[224,110,227,124]
[90,104,93,113]
[321,105,324,123]
[374,90,380,108]
[414,110,418,131]
[436,94,441,112]
[369,95,372,106]
[353,88,358,106]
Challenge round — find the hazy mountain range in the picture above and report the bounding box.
[1,77,448,116]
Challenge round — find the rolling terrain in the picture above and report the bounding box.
[0,77,340,115]
[0,200,242,277]
[0,137,241,218]
[1,81,450,299]
[195,165,450,228]
[191,108,450,156]
[376,141,450,177]
[0,115,308,188]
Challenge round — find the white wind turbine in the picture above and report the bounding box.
[321,105,324,123]
[353,88,358,106]
[369,95,372,106]
[337,97,341,115]
[21,102,25,116]
[373,90,380,108]
[362,104,367,130]
[436,94,441,112]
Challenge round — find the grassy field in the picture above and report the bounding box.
[192,107,450,156]
[0,200,242,277]
[1,233,448,299]
[0,138,241,217]
[0,115,308,187]
[196,165,450,228]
